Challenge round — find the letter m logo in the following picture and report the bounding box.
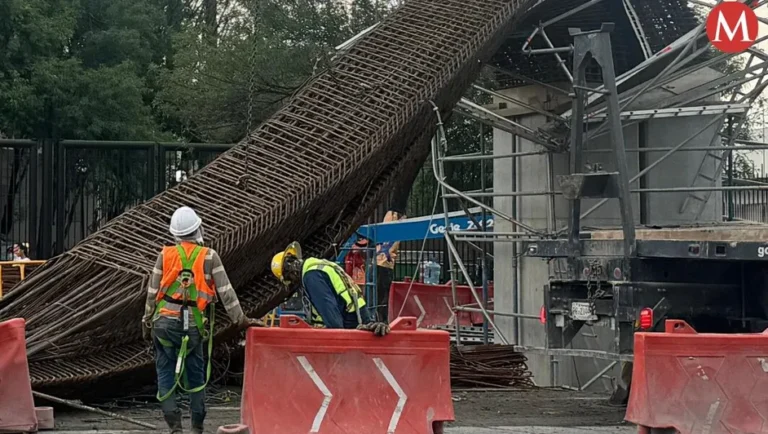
[706,2,758,53]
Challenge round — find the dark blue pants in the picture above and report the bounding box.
[153,316,206,425]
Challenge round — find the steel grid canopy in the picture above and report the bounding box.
[491,0,699,88]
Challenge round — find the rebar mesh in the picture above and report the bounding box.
[0,0,531,396]
[491,0,698,88]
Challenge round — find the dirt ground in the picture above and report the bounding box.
[48,387,630,432]
[451,388,627,428]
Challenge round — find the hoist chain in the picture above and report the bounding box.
[584,259,605,319]
[239,2,260,191]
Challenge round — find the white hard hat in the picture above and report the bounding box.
[169,206,202,237]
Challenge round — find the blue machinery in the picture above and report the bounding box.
[276,208,495,320]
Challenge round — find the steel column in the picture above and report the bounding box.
[55,141,65,255]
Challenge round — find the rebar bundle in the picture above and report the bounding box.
[451,345,535,389]
[0,0,532,396]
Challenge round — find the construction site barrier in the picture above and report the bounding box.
[35,407,54,431]
[0,318,37,433]
[626,319,768,433]
[241,315,454,434]
[388,281,494,328]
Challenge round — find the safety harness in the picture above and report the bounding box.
[153,245,215,402]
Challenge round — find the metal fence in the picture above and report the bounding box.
[399,159,490,285]
[728,187,768,223]
[0,137,486,272]
[0,139,232,259]
[396,237,491,285]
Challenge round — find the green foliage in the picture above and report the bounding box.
[0,0,169,140]
[731,152,756,179]
[156,0,389,143]
[407,77,497,217]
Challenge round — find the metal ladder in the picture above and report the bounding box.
[678,139,731,219]
[622,0,652,60]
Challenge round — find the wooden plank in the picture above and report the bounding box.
[588,223,768,242]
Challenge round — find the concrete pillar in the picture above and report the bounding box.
[491,128,517,347]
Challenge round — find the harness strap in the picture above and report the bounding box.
[155,245,206,334]
[162,294,197,307]
[177,244,203,269]
[156,303,215,401]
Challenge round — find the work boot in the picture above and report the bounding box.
[163,410,183,434]
[191,413,205,434]
[191,422,204,434]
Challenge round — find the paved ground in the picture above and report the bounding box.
[49,428,636,434]
[448,428,634,434]
[47,387,634,433]
[451,389,626,427]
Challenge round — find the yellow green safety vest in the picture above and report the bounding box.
[302,257,366,315]
[310,305,325,328]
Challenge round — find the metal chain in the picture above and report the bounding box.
[240,3,260,191]
[583,259,606,319]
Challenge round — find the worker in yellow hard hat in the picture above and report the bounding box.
[271,241,389,336]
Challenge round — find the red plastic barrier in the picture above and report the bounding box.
[388,281,494,328]
[626,319,768,433]
[241,315,454,434]
[0,318,37,433]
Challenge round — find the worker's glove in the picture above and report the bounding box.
[357,322,390,337]
[141,323,152,342]
[242,317,265,328]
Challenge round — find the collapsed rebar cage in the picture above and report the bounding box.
[433,0,768,389]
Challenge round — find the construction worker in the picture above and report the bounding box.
[344,236,369,286]
[271,241,390,336]
[142,206,262,434]
[376,210,405,322]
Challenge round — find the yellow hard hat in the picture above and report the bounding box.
[271,241,302,283]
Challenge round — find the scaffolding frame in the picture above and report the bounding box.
[431,3,768,389]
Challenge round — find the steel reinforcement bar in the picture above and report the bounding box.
[0,0,532,395]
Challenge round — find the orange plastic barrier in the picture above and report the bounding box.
[388,281,494,328]
[241,316,454,434]
[627,319,768,433]
[0,318,37,433]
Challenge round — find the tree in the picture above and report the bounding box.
[155,0,392,143]
[0,0,176,250]
[0,0,170,140]
[407,76,496,216]
[731,152,756,179]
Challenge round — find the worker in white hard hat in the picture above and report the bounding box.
[271,241,390,336]
[142,206,263,434]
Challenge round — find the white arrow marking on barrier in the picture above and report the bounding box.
[297,356,332,433]
[443,297,455,326]
[412,295,426,327]
[373,357,407,434]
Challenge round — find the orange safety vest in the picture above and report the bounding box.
[155,242,215,320]
[152,243,218,403]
